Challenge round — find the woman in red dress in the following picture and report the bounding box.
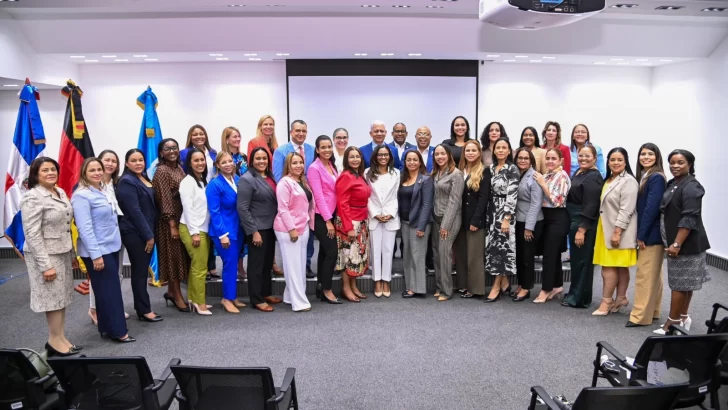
[335,147,372,302]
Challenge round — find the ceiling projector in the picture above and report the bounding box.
[479,0,605,29]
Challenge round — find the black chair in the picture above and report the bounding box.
[170,365,298,410]
[0,349,60,410]
[528,381,688,410]
[592,326,728,410]
[47,356,180,410]
[705,303,728,386]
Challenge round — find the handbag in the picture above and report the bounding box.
[19,348,58,391]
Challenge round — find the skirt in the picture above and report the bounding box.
[667,252,711,291]
[592,217,637,267]
[335,217,369,277]
[26,250,75,312]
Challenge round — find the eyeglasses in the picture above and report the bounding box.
[415,132,431,137]
[162,146,179,152]
[334,136,348,140]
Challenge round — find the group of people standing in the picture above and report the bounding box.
[20,114,711,356]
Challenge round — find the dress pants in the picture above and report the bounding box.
[629,245,664,325]
[84,252,127,339]
[432,217,461,299]
[120,232,152,315]
[401,221,430,295]
[207,240,216,273]
[179,224,209,305]
[306,230,314,269]
[515,220,543,290]
[90,246,124,309]
[370,224,396,282]
[211,236,242,301]
[245,229,276,306]
[275,229,311,311]
[454,228,486,295]
[540,208,569,292]
[564,203,597,308]
[313,214,337,291]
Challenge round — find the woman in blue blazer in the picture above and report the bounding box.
[72,158,134,343]
[627,143,667,327]
[116,149,162,322]
[206,152,244,313]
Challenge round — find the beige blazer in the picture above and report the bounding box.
[531,147,548,175]
[599,172,639,249]
[20,186,74,271]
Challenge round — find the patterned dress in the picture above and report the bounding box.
[153,162,190,281]
[486,163,519,276]
[232,152,249,177]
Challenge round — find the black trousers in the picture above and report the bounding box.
[245,229,275,306]
[121,232,152,315]
[515,220,543,290]
[540,208,569,292]
[207,240,216,272]
[84,252,127,339]
[313,214,338,290]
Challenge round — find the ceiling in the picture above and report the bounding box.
[0,77,61,90]
[1,0,727,67]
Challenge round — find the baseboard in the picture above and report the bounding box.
[706,252,728,272]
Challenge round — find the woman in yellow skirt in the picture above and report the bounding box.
[592,147,639,315]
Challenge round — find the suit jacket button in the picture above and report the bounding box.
[67,229,71,232]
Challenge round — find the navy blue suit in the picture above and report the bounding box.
[389,141,415,169]
[116,173,157,315]
[360,142,401,169]
[636,174,666,246]
[206,174,242,301]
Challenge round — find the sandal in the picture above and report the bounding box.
[434,292,441,298]
[460,292,474,298]
[457,288,467,294]
[353,291,367,300]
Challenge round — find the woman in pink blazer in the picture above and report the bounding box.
[274,152,316,312]
[308,135,342,304]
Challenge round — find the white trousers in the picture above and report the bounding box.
[370,225,396,282]
[275,229,311,312]
[90,246,125,310]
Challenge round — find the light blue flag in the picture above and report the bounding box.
[137,86,163,286]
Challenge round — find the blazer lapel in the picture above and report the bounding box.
[601,172,623,204]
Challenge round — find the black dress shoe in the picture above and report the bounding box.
[483,290,501,303]
[70,345,83,351]
[402,291,416,298]
[512,290,531,302]
[45,343,79,357]
[112,336,137,343]
[137,314,163,322]
[625,321,648,328]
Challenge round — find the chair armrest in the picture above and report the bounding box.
[667,324,690,335]
[631,379,650,387]
[152,358,181,392]
[707,303,728,331]
[271,368,296,403]
[175,389,189,410]
[596,341,637,372]
[34,370,55,386]
[529,386,562,410]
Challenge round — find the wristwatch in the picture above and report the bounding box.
[672,243,681,248]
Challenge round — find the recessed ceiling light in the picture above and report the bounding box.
[610,58,624,61]
[244,53,258,56]
[542,56,556,59]
[392,5,411,7]
[84,60,99,63]
[276,53,290,56]
[228,4,245,7]
[515,55,528,58]
[361,4,379,7]
[660,59,674,62]
[144,58,159,62]
[266,4,284,6]
[3,84,19,87]
[114,59,128,62]
[701,7,726,11]
[635,58,649,62]
[133,54,148,58]
[530,60,542,63]
[426,5,444,8]
[655,5,683,10]
[639,63,651,66]
[486,54,500,58]
[503,59,516,62]
[610,4,638,8]
[216,57,229,61]
[209,53,224,57]
[594,62,606,65]
[354,53,368,56]
[249,58,262,61]
[408,53,422,56]
[616,62,630,65]
[102,55,117,58]
[380,53,394,56]
[69,55,85,59]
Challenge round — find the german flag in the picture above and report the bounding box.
[57,80,94,197]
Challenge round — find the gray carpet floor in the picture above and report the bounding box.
[1,258,727,409]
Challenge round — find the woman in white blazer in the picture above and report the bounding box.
[366,144,400,298]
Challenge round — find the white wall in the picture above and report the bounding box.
[652,35,728,258]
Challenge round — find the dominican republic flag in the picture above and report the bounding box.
[3,79,47,256]
[57,80,94,197]
[137,86,163,286]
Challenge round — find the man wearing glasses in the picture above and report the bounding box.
[389,123,414,169]
[413,126,435,173]
[360,121,401,169]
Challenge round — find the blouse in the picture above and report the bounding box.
[398,184,414,221]
[153,162,185,224]
[542,168,571,208]
[103,182,123,216]
[490,163,519,217]
[335,171,372,233]
[179,175,210,235]
[567,168,604,229]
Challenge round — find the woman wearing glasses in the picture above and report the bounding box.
[332,128,350,171]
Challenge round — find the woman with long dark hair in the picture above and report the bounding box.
[153,138,191,312]
[117,149,162,322]
[541,121,572,176]
[441,115,471,165]
[654,150,710,334]
[627,143,666,327]
[512,147,543,302]
[519,127,547,174]
[480,121,507,167]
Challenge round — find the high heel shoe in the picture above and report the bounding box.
[547,287,564,300]
[191,303,213,316]
[165,294,190,312]
[609,296,629,313]
[501,285,512,295]
[341,292,360,303]
[320,292,342,304]
[163,292,173,306]
[374,284,383,298]
[653,317,683,335]
[137,313,163,322]
[45,342,78,357]
[88,309,98,326]
[512,290,531,302]
[680,314,692,331]
[484,289,501,303]
[382,283,391,298]
[112,335,136,344]
[592,298,614,316]
[221,301,240,314]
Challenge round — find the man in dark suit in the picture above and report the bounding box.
[360,121,401,169]
[389,123,415,169]
[414,126,436,173]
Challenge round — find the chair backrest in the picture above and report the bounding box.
[0,349,42,409]
[708,317,728,372]
[48,356,157,410]
[571,383,686,410]
[632,333,728,401]
[170,365,277,410]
